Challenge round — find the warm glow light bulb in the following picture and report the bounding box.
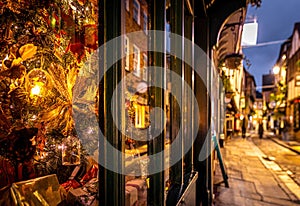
[240,114,244,120]
[26,69,52,96]
[273,66,280,75]
[31,85,41,96]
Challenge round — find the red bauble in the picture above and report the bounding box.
[66,43,86,62]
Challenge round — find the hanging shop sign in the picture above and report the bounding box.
[241,21,258,46]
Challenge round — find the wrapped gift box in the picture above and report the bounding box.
[67,187,97,206]
[80,164,98,185]
[0,174,66,206]
[83,178,98,194]
[126,179,147,206]
[125,185,138,206]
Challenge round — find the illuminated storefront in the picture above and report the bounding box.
[0,0,256,205]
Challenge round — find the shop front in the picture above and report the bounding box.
[0,0,255,205]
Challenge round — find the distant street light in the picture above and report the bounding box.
[273,66,280,75]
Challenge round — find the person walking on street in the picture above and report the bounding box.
[258,120,263,139]
[242,116,246,139]
[282,119,290,141]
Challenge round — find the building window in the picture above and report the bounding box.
[133,0,140,25]
[166,23,171,53]
[133,45,140,77]
[295,74,300,86]
[124,36,129,71]
[125,0,129,11]
[143,11,147,34]
[143,54,147,81]
[134,104,149,129]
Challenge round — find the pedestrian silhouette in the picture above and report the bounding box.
[258,120,263,139]
[282,119,290,141]
[242,117,246,139]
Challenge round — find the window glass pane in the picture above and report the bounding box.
[123,0,149,205]
[143,11,148,34]
[133,0,140,24]
[143,54,148,81]
[133,45,140,77]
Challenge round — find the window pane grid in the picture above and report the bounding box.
[133,0,140,25]
[133,45,140,77]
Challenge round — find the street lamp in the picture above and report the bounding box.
[273,65,280,75]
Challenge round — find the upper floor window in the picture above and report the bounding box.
[125,0,129,11]
[133,45,140,77]
[142,54,147,81]
[143,11,148,34]
[166,23,171,53]
[124,36,129,71]
[133,0,140,25]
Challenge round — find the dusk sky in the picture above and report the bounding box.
[242,0,300,89]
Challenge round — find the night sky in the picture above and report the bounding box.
[242,0,300,89]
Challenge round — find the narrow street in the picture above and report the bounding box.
[213,133,300,206]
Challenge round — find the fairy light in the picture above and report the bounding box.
[58,144,65,150]
[30,84,42,96]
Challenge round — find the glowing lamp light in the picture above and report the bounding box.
[26,69,52,99]
[240,114,244,120]
[58,144,65,150]
[273,66,280,75]
[30,84,42,96]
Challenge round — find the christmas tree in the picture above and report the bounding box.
[0,0,99,184]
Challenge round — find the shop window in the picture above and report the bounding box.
[133,0,140,25]
[133,45,141,77]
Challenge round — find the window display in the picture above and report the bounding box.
[0,0,199,205]
[0,0,99,205]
